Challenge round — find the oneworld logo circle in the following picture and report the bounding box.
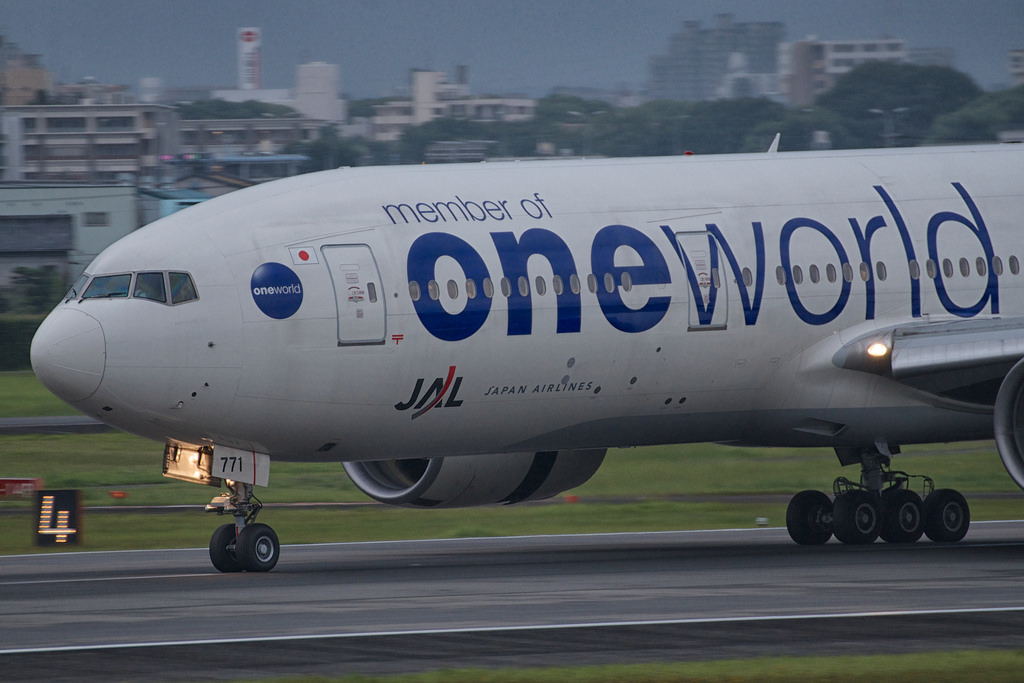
[251,262,303,319]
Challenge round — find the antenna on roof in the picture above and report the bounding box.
[767,133,781,154]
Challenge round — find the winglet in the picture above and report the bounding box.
[767,133,781,154]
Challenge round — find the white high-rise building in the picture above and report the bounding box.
[237,27,262,90]
[295,62,344,122]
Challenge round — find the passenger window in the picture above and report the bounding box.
[517,276,530,297]
[367,282,378,303]
[876,262,887,281]
[909,260,920,280]
[826,263,837,283]
[842,263,853,283]
[859,262,870,282]
[535,276,547,296]
[809,264,820,284]
[169,272,198,304]
[926,259,937,279]
[83,274,131,299]
[621,272,633,292]
[483,277,494,298]
[587,274,598,293]
[133,271,167,302]
[976,257,987,277]
[742,267,753,287]
[792,265,803,285]
[446,280,458,299]
[775,266,786,285]
[959,258,970,277]
[603,273,615,293]
[993,257,1004,276]
[570,273,581,295]
[552,275,564,295]
[409,281,421,301]
[500,277,511,297]
[1011,256,1020,275]
[428,280,440,300]
[465,279,477,299]
[942,259,953,278]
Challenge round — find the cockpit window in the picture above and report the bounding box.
[65,273,90,302]
[78,271,198,305]
[82,274,131,299]
[169,272,198,304]
[133,272,167,303]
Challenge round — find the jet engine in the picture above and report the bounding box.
[994,357,1024,490]
[343,449,606,508]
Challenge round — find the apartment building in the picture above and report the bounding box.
[371,69,535,143]
[779,38,908,107]
[3,103,179,183]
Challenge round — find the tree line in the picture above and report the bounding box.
[287,62,1023,169]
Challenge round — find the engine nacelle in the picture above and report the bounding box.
[343,449,606,508]
[993,357,1024,490]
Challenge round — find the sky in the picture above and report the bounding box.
[2,0,1022,98]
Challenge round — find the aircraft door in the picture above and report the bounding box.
[674,231,727,330]
[322,244,386,345]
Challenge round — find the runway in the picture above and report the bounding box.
[2,522,1024,681]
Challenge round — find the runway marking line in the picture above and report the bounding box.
[4,519,1022,560]
[4,606,1024,656]
[0,572,209,586]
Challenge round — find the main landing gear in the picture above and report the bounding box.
[786,445,970,546]
[206,480,280,572]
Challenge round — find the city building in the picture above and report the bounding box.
[1,100,321,185]
[647,14,784,101]
[1011,49,1024,87]
[173,115,321,184]
[0,214,71,287]
[0,185,138,285]
[778,37,908,106]
[52,77,134,105]
[137,187,211,226]
[423,140,494,163]
[2,103,179,183]
[170,169,254,197]
[182,28,348,123]
[209,61,346,123]
[0,184,216,288]
[0,36,52,106]
[237,27,262,90]
[370,69,535,143]
[169,154,309,185]
[140,29,345,122]
[176,116,324,156]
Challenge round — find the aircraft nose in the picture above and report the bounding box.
[30,308,107,403]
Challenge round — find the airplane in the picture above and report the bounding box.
[29,143,1024,572]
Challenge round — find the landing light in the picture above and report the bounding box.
[867,342,890,358]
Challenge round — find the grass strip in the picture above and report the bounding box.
[2,498,1020,555]
[0,431,1016,509]
[227,649,1024,682]
[0,371,72,416]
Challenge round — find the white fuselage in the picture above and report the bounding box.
[31,146,1024,462]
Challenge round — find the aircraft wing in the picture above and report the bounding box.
[834,316,1024,407]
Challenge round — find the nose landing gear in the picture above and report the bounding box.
[206,480,280,572]
[786,445,969,546]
